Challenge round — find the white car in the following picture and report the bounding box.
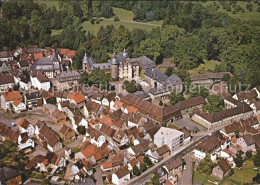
[11,122,17,127]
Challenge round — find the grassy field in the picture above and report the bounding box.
[51,29,63,36]
[112,7,134,21]
[193,171,221,185]
[222,159,257,184]
[201,1,260,21]
[188,60,220,75]
[82,19,160,35]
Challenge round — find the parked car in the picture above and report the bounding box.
[11,122,16,127]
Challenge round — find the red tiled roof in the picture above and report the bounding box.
[66,50,76,58]
[3,91,21,101]
[34,52,43,60]
[67,92,85,104]
[18,118,31,129]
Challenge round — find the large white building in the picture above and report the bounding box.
[30,70,51,91]
[154,127,184,152]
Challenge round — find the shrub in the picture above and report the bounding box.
[114,16,119,21]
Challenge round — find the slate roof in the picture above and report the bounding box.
[145,68,169,84]
[164,157,183,171]
[0,168,21,182]
[194,103,253,123]
[56,70,80,82]
[39,124,60,147]
[190,72,232,81]
[196,132,221,152]
[0,74,14,85]
[174,96,206,111]
[131,140,150,156]
[243,135,255,146]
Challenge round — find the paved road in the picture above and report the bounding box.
[178,153,193,185]
[94,166,104,185]
[126,136,208,185]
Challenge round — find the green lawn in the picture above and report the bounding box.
[51,29,63,36]
[201,1,260,21]
[82,19,160,35]
[112,7,134,21]
[222,159,257,184]
[193,171,221,185]
[188,60,220,75]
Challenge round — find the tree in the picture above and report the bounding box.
[253,173,260,183]
[46,97,57,105]
[198,64,206,74]
[222,73,231,82]
[159,100,163,106]
[140,163,148,172]
[143,155,153,167]
[235,130,240,138]
[234,150,244,168]
[114,16,120,21]
[150,174,160,185]
[189,85,209,98]
[111,27,131,52]
[165,67,173,76]
[246,151,252,159]
[253,151,260,167]
[169,91,184,105]
[133,166,141,176]
[203,95,225,112]
[78,72,88,84]
[77,126,86,135]
[88,68,111,89]
[197,155,215,175]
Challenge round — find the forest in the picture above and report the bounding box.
[0,0,259,89]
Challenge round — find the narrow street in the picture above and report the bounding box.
[126,136,208,185]
[94,166,104,185]
[178,153,193,185]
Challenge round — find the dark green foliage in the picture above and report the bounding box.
[246,151,252,159]
[203,95,225,113]
[143,155,153,167]
[114,16,120,21]
[46,97,57,105]
[169,91,184,105]
[133,166,141,176]
[150,174,160,185]
[189,86,209,98]
[197,155,215,175]
[78,72,88,84]
[253,173,260,183]
[88,68,111,89]
[123,80,143,93]
[140,163,148,172]
[77,126,86,135]
[253,150,260,167]
[234,150,244,168]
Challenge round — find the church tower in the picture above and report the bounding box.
[111,53,119,80]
